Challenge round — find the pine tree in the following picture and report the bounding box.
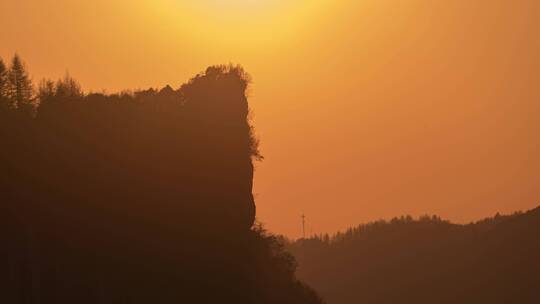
[37,79,56,100]
[0,58,10,110]
[55,72,83,98]
[8,54,34,115]
[36,79,56,116]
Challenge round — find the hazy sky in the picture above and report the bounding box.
[2,0,539,237]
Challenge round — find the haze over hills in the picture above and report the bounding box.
[3,0,540,237]
[1,0,539,303]
[1,54,539,303]
[288,206,540,304]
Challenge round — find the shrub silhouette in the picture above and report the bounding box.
[0,57,323,304]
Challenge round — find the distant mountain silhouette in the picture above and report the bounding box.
[0,56,323,304]
[288,207,540,304]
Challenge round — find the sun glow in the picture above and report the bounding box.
[143,0,332,50]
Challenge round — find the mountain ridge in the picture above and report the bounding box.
[288,206,540,304]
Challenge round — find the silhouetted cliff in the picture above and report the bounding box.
[288,207,540,304]
[0,59,322,304]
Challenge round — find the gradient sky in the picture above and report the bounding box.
[1,0,539,237]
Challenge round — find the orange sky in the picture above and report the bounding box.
[2,0,539,237]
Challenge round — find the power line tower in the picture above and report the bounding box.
[301,213,306,239]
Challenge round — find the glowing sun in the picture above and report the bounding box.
[144,0,332,49]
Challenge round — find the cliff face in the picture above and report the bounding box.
[180,66,257,232]
[0,66,322,304]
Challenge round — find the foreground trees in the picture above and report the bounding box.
[0,56,323,304]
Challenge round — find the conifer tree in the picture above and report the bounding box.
[8,54,33,115]
[55,72,83,98]
[0,58,10,110]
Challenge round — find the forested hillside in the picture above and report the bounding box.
[288,208,540,304]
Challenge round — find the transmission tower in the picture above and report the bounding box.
[301,213,306,239]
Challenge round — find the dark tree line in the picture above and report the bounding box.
[0,55,323,304]
[287,208,540,304]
